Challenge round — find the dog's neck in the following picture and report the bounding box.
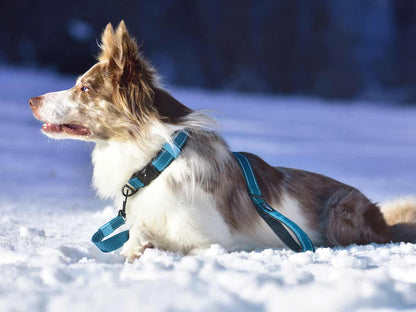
[91,126,178,199]
[91,111,220,200]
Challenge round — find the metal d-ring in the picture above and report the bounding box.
[122,184,138,197]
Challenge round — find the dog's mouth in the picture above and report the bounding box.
[41,123,91,136]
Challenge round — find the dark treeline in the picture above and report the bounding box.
[1,0,416,102]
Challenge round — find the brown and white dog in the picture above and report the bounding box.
[29,22,416,262]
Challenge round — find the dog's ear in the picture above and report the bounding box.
[100,21,156,119]
[98,23,116,63]
[99,21,154,84]
[113,21,154,86]
[114,21,139,69]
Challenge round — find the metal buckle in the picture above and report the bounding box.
[132,164,160,187]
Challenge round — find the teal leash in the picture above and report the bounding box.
[233,152,315,252]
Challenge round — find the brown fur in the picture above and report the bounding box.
[153,88,193,123]
[390,223,416,243]
[324,189,392,245]
[274,167,346,232]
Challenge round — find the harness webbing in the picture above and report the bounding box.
[91,129,189,253]
[233,152,315,252]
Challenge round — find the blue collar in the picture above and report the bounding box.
[91,129,189,252]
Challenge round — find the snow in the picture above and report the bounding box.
[1,67,416,312]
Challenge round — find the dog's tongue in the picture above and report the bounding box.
[41,123,91,136]
[42,123,62,133]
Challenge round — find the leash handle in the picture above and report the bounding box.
[233,152,315,252]
[91,215,130,253]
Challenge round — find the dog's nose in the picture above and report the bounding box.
[29,96,42,110]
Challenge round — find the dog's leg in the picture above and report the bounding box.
[325,189,392,246]
[121,224,155,263]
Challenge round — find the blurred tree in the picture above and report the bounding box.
[1,0,415,102]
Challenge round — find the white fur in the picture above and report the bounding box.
[38,90,77,125]
[39,63,101,124]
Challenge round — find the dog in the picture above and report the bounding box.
[29,21,416,262]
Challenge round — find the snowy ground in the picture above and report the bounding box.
[1,67,416,312]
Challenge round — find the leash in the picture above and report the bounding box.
[91,129,189,252]
[233,152,315,252]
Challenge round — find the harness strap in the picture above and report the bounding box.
[91,129,189,253]
[233,152,315,252]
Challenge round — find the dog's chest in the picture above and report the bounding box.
[91,141,160,199]
[123,172,233,252]
[92,142,233,251]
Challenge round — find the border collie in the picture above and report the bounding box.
[29,21,416,262]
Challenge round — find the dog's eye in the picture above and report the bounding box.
[81,86,90,92]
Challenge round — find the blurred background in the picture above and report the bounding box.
[2,0,416,102]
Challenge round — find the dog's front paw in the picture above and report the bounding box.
[121,244,145,263]
[121,242,154,263]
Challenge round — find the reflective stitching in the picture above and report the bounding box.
[234,153,261,196]
[243,156,261,195]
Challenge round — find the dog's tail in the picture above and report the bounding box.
[381,196,416,243]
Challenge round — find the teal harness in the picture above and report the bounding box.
[91,130,315,253]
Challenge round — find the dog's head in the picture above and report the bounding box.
[29,21,190,142]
